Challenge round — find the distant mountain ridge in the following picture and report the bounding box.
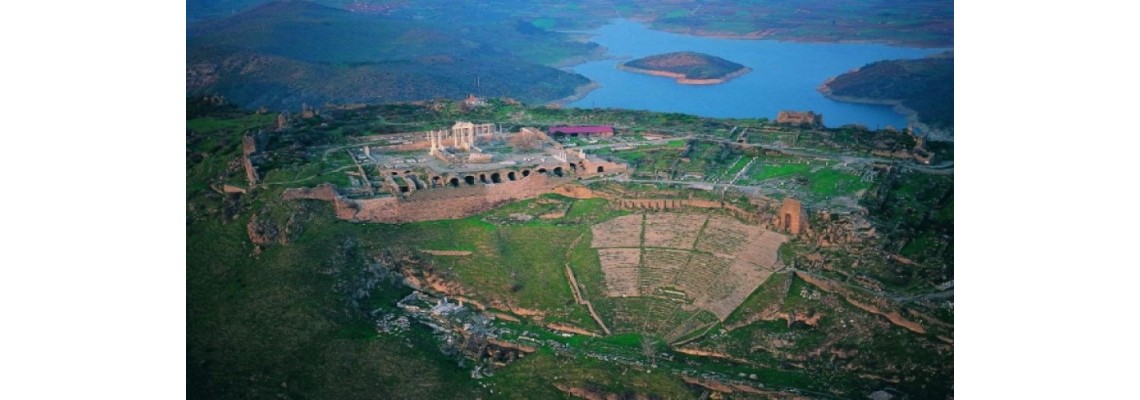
[188,0,953,47]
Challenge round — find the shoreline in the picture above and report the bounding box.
[818,79,953,141]
[546,81,601,108]
[616,63,751,85]
[548,45,612,69]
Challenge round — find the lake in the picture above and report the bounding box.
[567,19,949,129]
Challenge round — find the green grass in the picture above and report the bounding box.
[371,216,497,252]
[808,168,871,197]
[188,197,484,399]
[719,156,750,179]
[602,333,644,347]
[186,114,275,134]
[564,198,608,219]
[565,229,610,328]
[496,225,580,307]
[722,272,793,327]
[749,161,812,181]
[260,162,325,186]
[358,214,599,328]
[743,157,870,198]
[484,347,698,399]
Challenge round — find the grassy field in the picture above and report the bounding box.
[717,155,751,180]
[740,155,870,199]
[722,272,793,327]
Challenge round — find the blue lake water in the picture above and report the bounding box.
[567,20,949,128]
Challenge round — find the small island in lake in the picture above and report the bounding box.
[618,51,750,84]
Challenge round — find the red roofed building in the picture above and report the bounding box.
[549,125,614,138]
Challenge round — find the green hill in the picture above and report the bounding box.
[187,1,597,110]
[820,53,954,131]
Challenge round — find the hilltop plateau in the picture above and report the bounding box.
[187,97,953,399]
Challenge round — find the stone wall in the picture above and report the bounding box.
[574,158,628,177]
[616,198,760,222]
[282,184,338,201]
[287,173,580,223]
[776,110,823,128]
[285,147,629,223]
[550,184,603,199]
[467,153,493,163]
[241,134,259,186]
[241,135,256,155]
[222,184,247,194]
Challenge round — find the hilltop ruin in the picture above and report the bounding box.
[776,110,824,128]
[284,122,628,223]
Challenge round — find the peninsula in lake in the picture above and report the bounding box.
[618,51,750,84]
[819,52,954,136]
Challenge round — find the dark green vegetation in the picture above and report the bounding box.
[188,1,597,110]
[821,53,954,131]
[863,168,954,282]
[775,163,953,301]
[187,103,484,398]
[189,0,953,47]
[701,272,953,398]
[188,98,952,398]
[621,51,748,81]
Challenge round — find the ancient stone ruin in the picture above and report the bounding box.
[240,134,259,187]
[775,198,808,235]
[427,121,497,162]
[274,112,288,131]
[776,110,824,128]
[591,213,788,323]
[549,125,614,138]
[283,122,630,223]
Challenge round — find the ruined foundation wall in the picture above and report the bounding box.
[617,198,760,222]
[282,184,339,201]
[551,184,607,199]
[241,135,259,186]
[382,140,434,152]
[403,182,488,201]
[776,110,823,127]
[577,159,628,177]
[324,174,573,223]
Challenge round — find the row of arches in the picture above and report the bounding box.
[382,163,605,195]
[568,161,605,174]
[385,165,605,192]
